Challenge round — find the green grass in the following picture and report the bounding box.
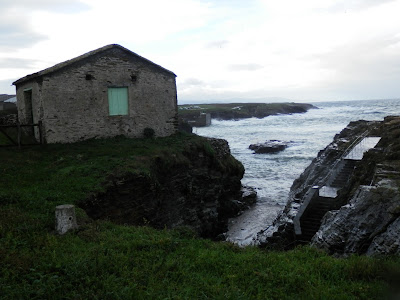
[0,133,205,207]
[1,134,400,299]
[1,216,399,299]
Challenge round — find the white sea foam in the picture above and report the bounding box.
[195,99,400,245]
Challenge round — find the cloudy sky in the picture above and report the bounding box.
[1,0,400,103]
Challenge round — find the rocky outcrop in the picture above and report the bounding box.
[80,137,256,238]
[179,103,316,122]
[257,116,400,255]
[255,120,381,249]
[367,215,400,255]
[210,103,315,120]
[312,180,400,255]
[249,140,289,154]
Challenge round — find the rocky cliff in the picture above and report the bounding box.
[80,137,256,238]
[179,103,316,122]
[256,116,400,255]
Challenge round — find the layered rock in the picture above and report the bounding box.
[80,137,256,238]
[257,116,400,255]
[255,120,381,249]
[312,180,400,255]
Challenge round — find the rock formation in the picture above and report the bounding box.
[255,117,400,256]
[249,140,289,154]
[179,103,316,122]
[311,116,400,255]
[80,137,256,239]
[312,180,400,255]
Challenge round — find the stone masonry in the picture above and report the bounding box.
[13,44,178,143]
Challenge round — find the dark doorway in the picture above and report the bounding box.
[23,89,34,124]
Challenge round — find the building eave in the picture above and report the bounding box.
[12,44,176,86]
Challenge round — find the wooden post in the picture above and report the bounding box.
[38,120,43,144]
[55,204,78,235]
[17,122,21,148]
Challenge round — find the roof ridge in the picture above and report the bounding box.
[13,44,176,85]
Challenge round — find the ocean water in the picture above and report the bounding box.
[195,99,400,245]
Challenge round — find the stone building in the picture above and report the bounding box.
[12,44,178,143]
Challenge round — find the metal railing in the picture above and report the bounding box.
[293,129,370,236]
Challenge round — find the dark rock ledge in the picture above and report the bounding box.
[80,137,256,239]
[255,117,400,256]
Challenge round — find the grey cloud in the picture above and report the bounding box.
[0,57,40,69]
[228,64,264,71]
[317,36,400,77]
[0,79,17,94]
[181,78,205,87]
[308,37,400,99]
[206,40,229,49]
[0,0,89,51]
[0,24,47,51]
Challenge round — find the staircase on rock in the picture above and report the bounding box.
[297,159,357,242]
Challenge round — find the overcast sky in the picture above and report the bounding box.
[1,0,400,103]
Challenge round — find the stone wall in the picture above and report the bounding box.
[16,47,177,143]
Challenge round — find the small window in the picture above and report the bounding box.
[108,87,128,116]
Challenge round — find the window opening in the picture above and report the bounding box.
[108,87,128,116]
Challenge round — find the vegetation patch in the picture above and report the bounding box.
[1,133,399,299]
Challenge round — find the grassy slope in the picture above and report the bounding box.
[1,134,399,299]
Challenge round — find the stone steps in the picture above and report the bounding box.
[297,160,357,243]
[298,196,334,241]
[330,160,356,188]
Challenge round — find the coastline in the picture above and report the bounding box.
[179,102,316,123]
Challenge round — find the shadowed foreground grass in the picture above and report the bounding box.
[2,215,400,299]
[1,135,400,299]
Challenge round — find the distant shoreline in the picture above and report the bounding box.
[178,102,316,122]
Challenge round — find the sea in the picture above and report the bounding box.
[194,99,400,246]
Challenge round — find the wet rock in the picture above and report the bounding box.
[256,117,400,255]
[255,120,380,249]
[249,140,289,154]
[367,217,400,255]
[311,180,400,255]
[241,185,257,203]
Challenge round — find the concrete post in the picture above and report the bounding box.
[55,204,78,235]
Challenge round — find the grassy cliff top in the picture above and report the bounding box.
[1,134,399,299]
[0,134,221,211]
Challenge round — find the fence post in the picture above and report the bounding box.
[17,122,21,148]
[38,120,43,144]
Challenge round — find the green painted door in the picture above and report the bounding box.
[108,87,128,116]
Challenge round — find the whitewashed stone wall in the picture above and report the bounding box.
[16,48,177,143]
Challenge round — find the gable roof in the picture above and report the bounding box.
[13,44,176,86]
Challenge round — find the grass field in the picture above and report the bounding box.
[1,135,399,299]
